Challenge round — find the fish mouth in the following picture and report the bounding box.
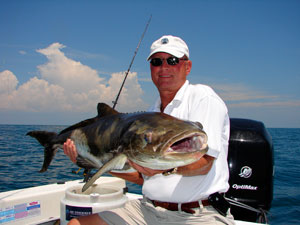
[164,132,208,155]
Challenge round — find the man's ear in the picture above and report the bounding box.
[185,60,192,75]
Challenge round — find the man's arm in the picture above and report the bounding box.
[128,154,215,177]
[176,154,215,176]
[109,171,144,185]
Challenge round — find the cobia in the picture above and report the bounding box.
[27,103,208,192]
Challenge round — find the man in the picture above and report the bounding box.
[65,35,234,225]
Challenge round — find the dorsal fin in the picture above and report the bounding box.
[97,103,119,117]
[59,103,118,135]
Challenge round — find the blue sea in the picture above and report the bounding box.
[0,124,299,224]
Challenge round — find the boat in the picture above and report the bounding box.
[0,118,274,224]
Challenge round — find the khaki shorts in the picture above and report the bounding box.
[98,198,235,225]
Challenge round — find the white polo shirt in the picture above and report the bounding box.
[142,80,230,202]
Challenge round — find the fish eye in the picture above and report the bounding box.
[144,132,152,144]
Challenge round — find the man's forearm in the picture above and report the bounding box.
[176,155,215,176]
[109,171,144,185]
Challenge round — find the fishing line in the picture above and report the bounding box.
[112,15,152,109]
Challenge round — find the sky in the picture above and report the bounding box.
[0,0,299,128]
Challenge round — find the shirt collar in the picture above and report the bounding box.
[152,80,189,112]
[173,80,189,101]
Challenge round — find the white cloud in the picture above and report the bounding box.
[0,43,148,114]
[36,43,104,93]
[0,70,18,95]
[10,77,66,111]
[19,50,26,55]
[138,77,152,82]
[212,83,300,109]
[212,83,278,102]
[109,72,145,108]
[229,100,300,108]
[65,47,108,61]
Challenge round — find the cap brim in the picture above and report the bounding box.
[147,48,185,61]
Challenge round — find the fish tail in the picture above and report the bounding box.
[26,131,58,173]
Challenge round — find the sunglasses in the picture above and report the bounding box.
[150,57,187,67]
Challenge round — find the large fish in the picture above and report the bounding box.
[27,103,208,192]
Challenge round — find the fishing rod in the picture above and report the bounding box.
[74,16,152,181]
[78,16,152,182]
[112,15,152,109]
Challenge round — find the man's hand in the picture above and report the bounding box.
[63,139,78,163]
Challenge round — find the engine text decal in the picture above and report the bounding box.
[232,184,258,190]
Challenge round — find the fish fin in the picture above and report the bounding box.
[82,153,127,192]
[97,103,119,116]
[39,146,59,172]
[26,131,58,172]
[26,131,57,147]
[58,103,118,135]
[111,164,137,173]
[76,155,98,169]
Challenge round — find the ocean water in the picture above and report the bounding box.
[0,124,299,224]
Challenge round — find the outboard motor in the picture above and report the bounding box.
[226,118,274,223]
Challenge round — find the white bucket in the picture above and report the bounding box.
[60,183,128,225]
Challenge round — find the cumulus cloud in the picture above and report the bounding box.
[0,70,18,95]
[212,83,300,108]
[0,43,148,114]
[36,43,104,93]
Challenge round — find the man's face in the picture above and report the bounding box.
[150,52,192,93]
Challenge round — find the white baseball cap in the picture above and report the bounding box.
[147,35,189,60]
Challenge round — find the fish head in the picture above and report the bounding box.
[123,113,208,170]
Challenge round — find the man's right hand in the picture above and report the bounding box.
[63,138,78,163]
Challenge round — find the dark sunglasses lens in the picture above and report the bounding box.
[150,58,163,66]
[167,57,179,65]
[150,57,180,66]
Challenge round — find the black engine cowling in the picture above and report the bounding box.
[226,118,274,222]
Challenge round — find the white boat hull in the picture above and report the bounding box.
[0,177,262,225]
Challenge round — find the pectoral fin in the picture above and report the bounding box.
[82,153,128,192]
[76,156,98,169]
